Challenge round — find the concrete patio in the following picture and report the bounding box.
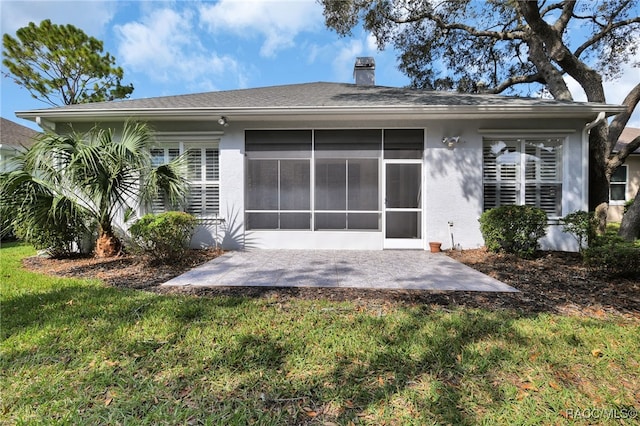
[163,250,518,292]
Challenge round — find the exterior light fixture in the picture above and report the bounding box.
[217,116,229,127]
[442,136,463,149]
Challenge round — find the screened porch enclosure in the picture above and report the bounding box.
[245,129,425,245]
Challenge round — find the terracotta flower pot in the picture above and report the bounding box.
[429,242,442,253]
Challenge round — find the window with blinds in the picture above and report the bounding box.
[149,144,219,218]
[149,146,180,213]
[483,138,563,216]
[185,146,220,218]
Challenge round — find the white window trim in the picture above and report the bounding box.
[482,136,565,218]
[150,132,221,219]
[610,165,628,206]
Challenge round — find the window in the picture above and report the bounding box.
[314,130,381,230]
[149,143,220,218]
[483,138,563,216]
[185,145,220,217]
[246,130,312,230]
[150,146,180,213]
[610,165,628,203]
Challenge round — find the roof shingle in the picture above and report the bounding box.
[17,82,612,111]
[0,117,39,148]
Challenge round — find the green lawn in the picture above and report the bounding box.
[1,242,638,425]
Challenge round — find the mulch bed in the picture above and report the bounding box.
[22,248,640,319]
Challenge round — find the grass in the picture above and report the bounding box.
[1,242,639,425]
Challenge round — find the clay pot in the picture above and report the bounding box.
[429,241,442,253]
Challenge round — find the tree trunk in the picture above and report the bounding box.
[588,123,611,235]
[95,226,121,258]
[619,192,640,241]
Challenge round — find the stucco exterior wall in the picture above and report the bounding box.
[57,116,587,252]
[216,117,586,252]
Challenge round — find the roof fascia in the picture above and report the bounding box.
[16,104,626,123]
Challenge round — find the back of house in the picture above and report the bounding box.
[15,59,626,252]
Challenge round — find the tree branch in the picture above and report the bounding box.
[488,73,546,94]
[574,16,640,59]
[387,10,525,40]
[552,0,576,34]
[607,83,640,165]
[518,0,605,102]
[612,135,640,166]
[524,34,573,100]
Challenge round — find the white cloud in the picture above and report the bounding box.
[198,0,322,58]
[366,33,379,51]
[333,39,365,80]
[306,33,390,83]
[0,0,116,36]
[114,7,246,91]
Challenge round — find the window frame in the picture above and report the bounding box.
[245,130,312,230]
[244,128,425,232]
[150,132,222,219]
[609,165,628,205]
[314,129,382,231]
[482,136,565,218]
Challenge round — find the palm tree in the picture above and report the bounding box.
[2,121,189,257]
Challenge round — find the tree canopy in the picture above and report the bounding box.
[2,19,134,106]
[321,0,640,238]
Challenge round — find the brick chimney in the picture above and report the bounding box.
[353,57,375,85]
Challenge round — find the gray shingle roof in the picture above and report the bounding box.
[17,82,618,112]
[0,117,39,148]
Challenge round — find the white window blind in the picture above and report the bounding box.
[185,145,220,218]
[149,146,180,213]
[483,138,563,216]
[149,143,219,218]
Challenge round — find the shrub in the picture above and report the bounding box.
[624,198,634,215]
[479,205,547,258]
[129,212,197,261]
[583,233,640,277]
[1,173,91,257]
[560,210,596,252]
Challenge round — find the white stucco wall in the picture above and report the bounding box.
[68,116,588,252]
[212,117,587,252]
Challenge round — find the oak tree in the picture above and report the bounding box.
[321,0,640,238]
[2,19,134,106]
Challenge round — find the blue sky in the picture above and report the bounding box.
[1,0,638,130]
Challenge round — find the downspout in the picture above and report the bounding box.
[581,111,606,211]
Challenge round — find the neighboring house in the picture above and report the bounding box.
[0,117,38,172]
[15,58,625,252]
[608,127,640,222]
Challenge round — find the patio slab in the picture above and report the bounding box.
[162,250,518,292]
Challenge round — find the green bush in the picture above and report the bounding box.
[583,233,640,277]
[479,205,548,258]
[623,198,634,215]
[560,210,596,252]
[129,212,197,261]
[1,173,90,256]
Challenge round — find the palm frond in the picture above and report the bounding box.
[142,152,190,210]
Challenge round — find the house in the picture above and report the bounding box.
[608,127,640,222]
[15,58,625,252]
[0,117,38,172]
